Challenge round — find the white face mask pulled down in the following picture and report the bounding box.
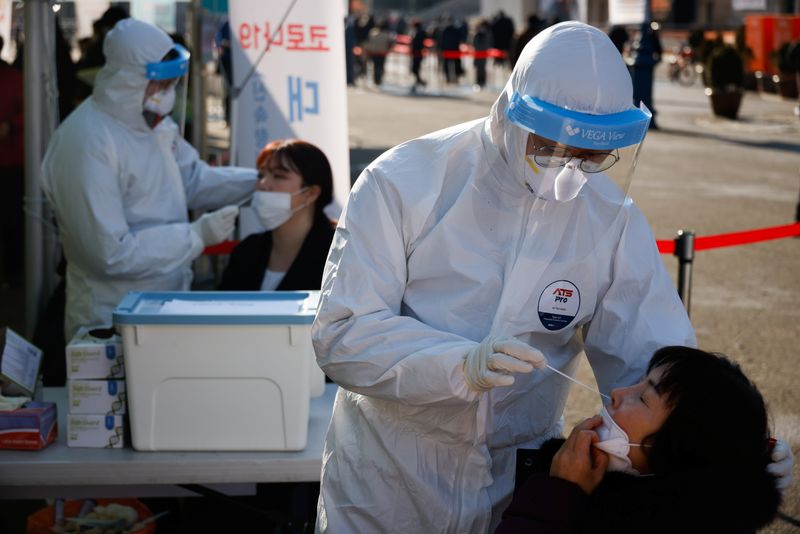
[593,405,649,475]
[251,188,309,230]
[143,86,176,116]
[524,156,588,202]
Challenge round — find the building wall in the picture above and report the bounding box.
[480,0,796,30]
[480,0,540,30]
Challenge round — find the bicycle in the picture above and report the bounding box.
[668,46,702,87]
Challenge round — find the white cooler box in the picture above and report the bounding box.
[112,291,323,451]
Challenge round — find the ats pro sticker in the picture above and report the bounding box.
[538,280,580,331]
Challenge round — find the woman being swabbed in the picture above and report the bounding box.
[219,139,334,291]
[497,346,784,533]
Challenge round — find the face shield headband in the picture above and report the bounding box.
[146,44,190,80]
[500,91,651,205]
[505,92,651,151]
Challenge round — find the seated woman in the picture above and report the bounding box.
[497,346,782,533]
[220,139,334,290]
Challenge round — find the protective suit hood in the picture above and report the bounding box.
[93,19,174,132]
[487,21,636,188]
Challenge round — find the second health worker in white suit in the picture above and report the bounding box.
[42,19,256,339]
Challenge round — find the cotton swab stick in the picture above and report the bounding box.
[545,364,611,401]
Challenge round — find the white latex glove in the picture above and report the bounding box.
[767,438,794,493]
[190,205,239,247]
[463,336,547,392]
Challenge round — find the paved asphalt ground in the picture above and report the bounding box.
[1,60,797,530]
[347,61,800,531]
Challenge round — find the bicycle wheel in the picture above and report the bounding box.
[677,65,696,86]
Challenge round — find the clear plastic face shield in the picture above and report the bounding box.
[143,43,190,134]
[504,91,651,205]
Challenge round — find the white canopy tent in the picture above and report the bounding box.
[23,0,59,337]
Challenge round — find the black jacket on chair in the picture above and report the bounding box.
[219,213,334,291]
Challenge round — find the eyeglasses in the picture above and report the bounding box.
[149,77,180,92]
[531,145,620,173]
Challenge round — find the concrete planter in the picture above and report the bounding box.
[772,72,799,100]
[706,88,743,119]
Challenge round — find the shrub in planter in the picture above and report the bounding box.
[704,44,744,119]
[735,25,757,91]
[770,42,799,100]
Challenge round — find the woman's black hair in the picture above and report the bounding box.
[261,140,334,217]
[643,346,781,528]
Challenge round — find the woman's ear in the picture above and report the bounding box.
[306,184,322,204]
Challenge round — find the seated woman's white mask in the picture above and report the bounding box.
[251,188,309,230]
[594,405,649,476]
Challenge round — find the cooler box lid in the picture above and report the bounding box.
[112,291,320,326]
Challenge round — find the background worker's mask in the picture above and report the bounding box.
[144,43,190,134]
[143,85,176,116]
[593,405,648,475]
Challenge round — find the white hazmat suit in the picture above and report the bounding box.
[42,20,256,338]
[312,22,696,533]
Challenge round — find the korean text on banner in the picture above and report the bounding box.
[229,0,350,220]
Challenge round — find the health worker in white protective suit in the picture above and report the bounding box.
[311,22,794,533]
[42,19,257,339]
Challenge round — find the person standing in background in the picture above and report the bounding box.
[214,20,233,125]
[512,14,543,68]
[364,19,393,87]
[410,19,428,91]
[491,10,515,68]
[0,35,24,289]
[344,15,357,87]
[608,25,630,55]
[472,19,492,90]
[440,16,462,84]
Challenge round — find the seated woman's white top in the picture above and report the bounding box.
[260,269,286,291]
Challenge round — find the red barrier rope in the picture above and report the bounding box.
[203,240,239,256]
[693,222,800,250]
[205,224,800,257]
[355,44,508,59]
[656,239,676,254]
[656,223,800,255]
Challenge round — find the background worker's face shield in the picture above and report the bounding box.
[144,44,190,134]
[504,91,651,205]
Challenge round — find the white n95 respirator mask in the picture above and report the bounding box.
[524,156,588,202]
[143,86,176,116]
[251,189,309,230]
[593,405,648,475]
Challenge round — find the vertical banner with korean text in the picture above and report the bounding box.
[229,0,349,220]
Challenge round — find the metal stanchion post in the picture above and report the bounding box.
[673,230,695,316]
[795,168,799,223]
